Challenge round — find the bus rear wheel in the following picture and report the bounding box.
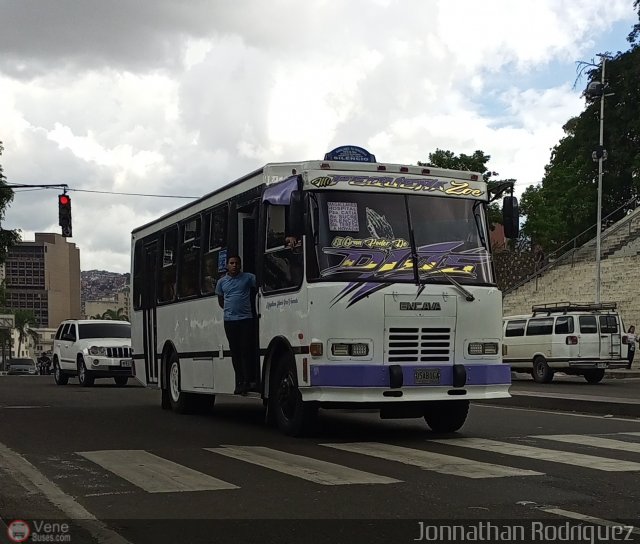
[584,369,605,384]
[423,400,469,433]
[168,354,195,414]
[271,354,317,436]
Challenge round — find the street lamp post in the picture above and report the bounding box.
[587,55,609,304]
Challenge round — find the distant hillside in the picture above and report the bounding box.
[81,270,130,303]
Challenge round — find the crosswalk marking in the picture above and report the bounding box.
[78,450,238,493]
[432,438,640,472]
[534,434,640,453]
[205,446,400,485]
[321,442,543,478]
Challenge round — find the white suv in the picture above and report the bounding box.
[53,319,133,386]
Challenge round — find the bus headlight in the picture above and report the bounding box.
[330,342,370,357]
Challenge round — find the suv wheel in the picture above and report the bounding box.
[77,356,95,387]
[53,358,68,385]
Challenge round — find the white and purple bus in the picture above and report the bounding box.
[130,146,518,435]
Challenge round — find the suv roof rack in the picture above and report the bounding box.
[531,301,618,315]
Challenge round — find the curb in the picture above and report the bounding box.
[481,392,640,418]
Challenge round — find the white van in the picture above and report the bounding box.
[503,302,628,383]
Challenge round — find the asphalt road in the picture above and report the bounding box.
[1,376,640,544]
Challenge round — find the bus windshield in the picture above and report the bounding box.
[310,191,494,285]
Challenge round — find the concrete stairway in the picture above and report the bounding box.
[503,207,640,327]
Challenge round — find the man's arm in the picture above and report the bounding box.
[217,295,224,309]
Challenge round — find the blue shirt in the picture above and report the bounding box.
[215,272,256,321]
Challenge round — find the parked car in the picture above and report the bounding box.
[53,319,133,386]
[7,358,38,375]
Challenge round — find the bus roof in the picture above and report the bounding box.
[131,159,485,236]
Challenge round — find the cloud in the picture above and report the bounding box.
[0,0,636,272]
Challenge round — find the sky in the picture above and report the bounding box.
[0,0,637,273]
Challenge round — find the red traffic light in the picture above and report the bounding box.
[59,194,70,205]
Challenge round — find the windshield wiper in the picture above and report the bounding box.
[428,269,476,302]
[404,197,426,298]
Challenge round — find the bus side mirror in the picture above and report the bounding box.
[502,196,519,239]
[288,191,304,236]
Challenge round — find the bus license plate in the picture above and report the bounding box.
[120,360,132,368]
[414,368,441,385]
[597,363,607,368]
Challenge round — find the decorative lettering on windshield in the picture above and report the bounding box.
[309,175,485,197]
[321,241,487,280]
[325,242,490,307]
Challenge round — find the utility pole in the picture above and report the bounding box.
[586,55,610,304]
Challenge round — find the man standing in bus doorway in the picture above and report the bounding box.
[216,255,258,395]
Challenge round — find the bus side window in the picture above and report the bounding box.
[178,216,201,298]
[263,204,303,293]
[159,228,178,303]
[201,206,228,295]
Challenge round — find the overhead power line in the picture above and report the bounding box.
[5,183,197,199]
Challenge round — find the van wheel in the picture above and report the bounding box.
[424,400,469,433]
[584,369,605,384]
[532,357,553,383]
[271,353,318,436]
[168,354,196,414]
[53,358,68,385]
[77,356,94,387]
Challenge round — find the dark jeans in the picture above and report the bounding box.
[628,348,635,369]
[224,318,257,387]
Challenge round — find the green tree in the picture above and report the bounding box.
[102,307,128,321]
[521,23,640,251]
[13,309,38,357]
[418,149,512,228]
[0,142,21,261]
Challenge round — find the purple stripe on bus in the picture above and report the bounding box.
[309,364,511,387]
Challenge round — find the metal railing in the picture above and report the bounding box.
[503,196,639,295]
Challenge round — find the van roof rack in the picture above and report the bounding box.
[531,301,617,315]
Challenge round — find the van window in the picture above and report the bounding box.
[526,317,554,336]
[555,316,574,334]
[599,315,618,334]
[579,315,597,333]
[505,320,526,337]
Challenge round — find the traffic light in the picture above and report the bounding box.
[58,193,72,237]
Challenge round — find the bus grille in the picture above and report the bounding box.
[106,347,132,358]
[387,327,452,363]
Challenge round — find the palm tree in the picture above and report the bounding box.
[13,309,39,358]
[102,307,128,321]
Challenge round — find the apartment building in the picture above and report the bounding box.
[4,233,81,328]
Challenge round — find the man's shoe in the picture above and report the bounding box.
[248,381,258,392]
[234,383,247,395]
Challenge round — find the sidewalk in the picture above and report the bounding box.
[482,368,640,417]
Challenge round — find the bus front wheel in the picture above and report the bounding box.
[423,400,469,433]
[271,354,318,436]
